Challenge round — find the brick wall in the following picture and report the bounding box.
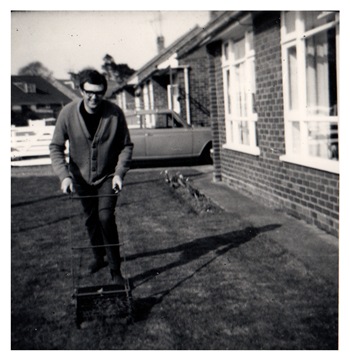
[151,77,168,109]
[207,41,224,181]
[179,47,211,127]
[210,12,339,236]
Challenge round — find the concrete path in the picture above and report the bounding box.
[189,166,338,287]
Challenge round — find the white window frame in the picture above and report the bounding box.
[143,81,155,127]
[280,11,339,174]
[222,31,260,156]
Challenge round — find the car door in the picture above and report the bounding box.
[144,112,193,158]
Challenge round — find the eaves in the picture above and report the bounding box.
[177,11,247,59]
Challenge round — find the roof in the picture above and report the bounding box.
[11,75,72,106]
[176,11,245,58]
[105,79,120,98]
[55,79,81,99]
[127,25,204,85]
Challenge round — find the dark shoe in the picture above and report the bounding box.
[110,269,126,286]
[88,259,108,274]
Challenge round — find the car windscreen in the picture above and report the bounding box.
[126,112,184,129]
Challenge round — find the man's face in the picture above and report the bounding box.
[81,82,105,113]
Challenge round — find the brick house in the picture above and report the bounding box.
[178,11,339,236]
[115,26,211,127]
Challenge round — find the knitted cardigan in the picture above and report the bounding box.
[49,99,133,186]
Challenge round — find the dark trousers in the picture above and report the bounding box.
[76,178,121,271]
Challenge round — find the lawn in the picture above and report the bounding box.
[11,165,338,350]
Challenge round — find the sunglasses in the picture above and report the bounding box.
[83,89,105,96]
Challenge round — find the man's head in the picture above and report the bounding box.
[78,69,107,113]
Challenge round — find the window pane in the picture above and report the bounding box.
[238,121,250,145]
[233,63,247,117]
[285,12,296,34]
[329,122,339,160]
[305,28,337,116]
[304,11,336,32]
[246,31,254,53]
[233,65,241,116]
[241,65,247,117]
[248,59,257,114]
[229,120,234,144]
[224,42,229,61]
[287,46,298,111]
[226,69,231,114]
[233,38,245,61]
[291,122,301,154]
[232,57,256,118]
[307,121,338,160]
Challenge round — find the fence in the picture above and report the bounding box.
[11,121,68,166]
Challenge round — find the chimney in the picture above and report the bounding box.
[157,35,165,54]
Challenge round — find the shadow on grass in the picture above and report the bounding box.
[11,193,66,208]
[130,224,281,322]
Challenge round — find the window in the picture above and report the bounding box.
[281,11,339,173]
[222,30,259,155]
[143,113,183,129]
[14,82,36,93]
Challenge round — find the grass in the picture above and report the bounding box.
[11,165,338,350]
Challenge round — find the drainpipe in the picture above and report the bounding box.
[169,66,173,110]
[183,66,191,126]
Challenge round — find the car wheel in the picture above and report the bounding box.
[200,143,213,164]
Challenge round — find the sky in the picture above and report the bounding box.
[11,10,210,79]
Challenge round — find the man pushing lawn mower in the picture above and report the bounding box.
[50,69,133,286]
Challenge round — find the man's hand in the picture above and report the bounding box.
[112,175,123,193]
[61,177,74,194]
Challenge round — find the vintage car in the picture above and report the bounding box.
[11,110,212,166]
[125,109,212,163]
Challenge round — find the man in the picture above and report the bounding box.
[50,69,133,285]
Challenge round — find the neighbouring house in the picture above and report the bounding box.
[115,84,136,111]
[115,26,212,127]
[11,75,74,126]
[177,11,339,236]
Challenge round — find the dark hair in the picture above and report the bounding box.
[78,69,107,92]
